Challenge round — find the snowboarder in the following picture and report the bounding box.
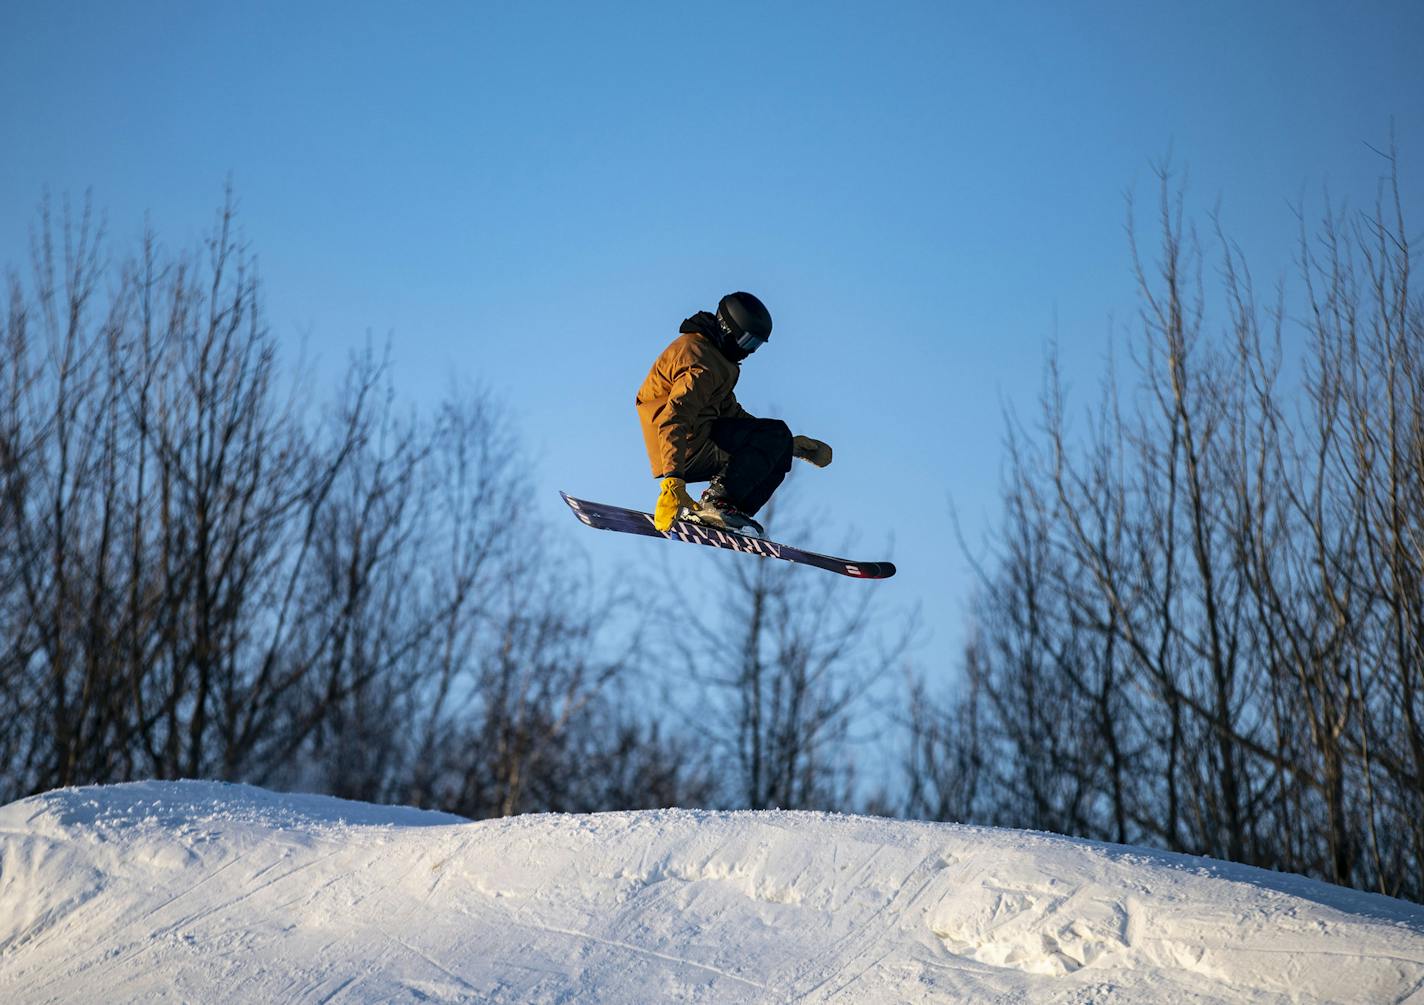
[636,291,833,536]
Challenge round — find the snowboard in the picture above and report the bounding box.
[561,492,896,580]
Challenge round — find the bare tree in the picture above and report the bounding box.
[0,190,684,819]
[914,144,1424,902]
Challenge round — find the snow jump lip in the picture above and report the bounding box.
[8,782,1423,1005]
[560,492,896,579]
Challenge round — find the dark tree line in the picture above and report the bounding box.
[0,193,712,816]
[909,147,1424,903]
[0,191,901,821]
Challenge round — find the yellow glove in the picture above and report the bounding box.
[653,476,698,531]
[792,435,833,468]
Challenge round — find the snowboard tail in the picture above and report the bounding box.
[561,492,895,580]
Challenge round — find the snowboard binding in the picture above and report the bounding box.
[681,504,765,538]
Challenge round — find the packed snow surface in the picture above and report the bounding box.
[1,783,1422,1003]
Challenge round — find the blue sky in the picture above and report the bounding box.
[3,1,1422,687]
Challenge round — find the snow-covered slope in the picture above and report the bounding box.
[1,783,1421,1003]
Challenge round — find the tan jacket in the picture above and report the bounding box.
[636,332,753,478]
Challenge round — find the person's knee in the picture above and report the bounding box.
[764,418,792,446]
[765,419,793,467]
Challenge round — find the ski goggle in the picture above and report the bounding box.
[735,330,768,352]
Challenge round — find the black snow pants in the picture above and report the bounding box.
[686,417,794,517]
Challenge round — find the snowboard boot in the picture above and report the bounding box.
[691,483,765,537]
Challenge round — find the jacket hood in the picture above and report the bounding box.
[680,311,747,364]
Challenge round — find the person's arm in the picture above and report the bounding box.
[654,364,708,479]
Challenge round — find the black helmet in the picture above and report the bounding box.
[716,291,772,353]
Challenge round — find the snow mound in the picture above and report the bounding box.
[1,782,1421,1003]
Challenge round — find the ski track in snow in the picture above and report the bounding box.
[0,781,1422,1003]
